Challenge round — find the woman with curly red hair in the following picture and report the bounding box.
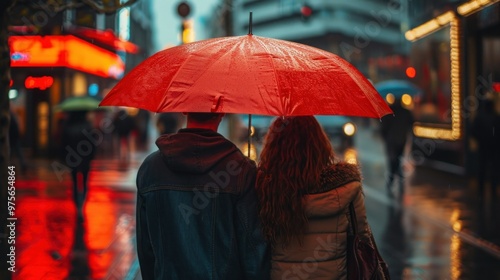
[256,116,387,279]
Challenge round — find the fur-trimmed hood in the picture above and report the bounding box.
[303,162,362,217]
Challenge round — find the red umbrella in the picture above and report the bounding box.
[100,34,391,118]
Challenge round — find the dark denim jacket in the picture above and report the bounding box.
[136,129,270,279]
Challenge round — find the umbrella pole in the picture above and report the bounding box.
[248,12,252,35]
[248,114,252,158]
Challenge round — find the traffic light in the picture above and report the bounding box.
[300,4,313,21]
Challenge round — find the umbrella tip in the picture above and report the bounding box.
[248,12,253,35]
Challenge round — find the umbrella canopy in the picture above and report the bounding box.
[55,96,102,112]
[100,34,392,118]
[375,80,421,98]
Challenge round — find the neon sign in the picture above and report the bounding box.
[11,52,30,62]
[9,35,124,79]
[25,76,54,90]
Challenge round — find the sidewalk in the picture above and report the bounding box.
[12,142,150,279]
[356,124,500,257]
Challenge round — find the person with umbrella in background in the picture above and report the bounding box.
[135,112,270,279]
[112,109,136,161]
[61,110,97,222]
[380,97,414,199]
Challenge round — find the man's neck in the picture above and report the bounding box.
[186,122,219,131]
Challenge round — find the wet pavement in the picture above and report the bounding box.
[12,148,146,279]
[11,121,500,280]
[356,122,500,280]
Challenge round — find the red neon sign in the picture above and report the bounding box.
[25,76,54,90]
[9,35,124,79]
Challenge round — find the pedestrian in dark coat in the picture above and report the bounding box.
[113,109,135,160]
[136,113,270,280]
[380,99,414,197]
[61,111,96,220]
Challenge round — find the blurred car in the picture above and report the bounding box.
[314,116,356,151]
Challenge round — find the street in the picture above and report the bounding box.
[12,122,500,280]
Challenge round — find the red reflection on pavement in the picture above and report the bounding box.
[14,184,136,280]
[14,197,75,279]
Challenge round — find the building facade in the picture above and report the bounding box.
[229,0,408,82]
[8,1,154,157]
[405,0,500,175]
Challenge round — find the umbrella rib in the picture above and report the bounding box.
[253,36,284,115]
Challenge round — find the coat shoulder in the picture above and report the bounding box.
[312,162,362,194]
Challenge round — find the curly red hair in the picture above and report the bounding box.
[256,116,335,247]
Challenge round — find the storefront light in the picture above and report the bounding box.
[9,35,125,79]
[89,83,99,96]
[457,0,499,16]
[409,13,462,141]
[405,11,455,42]
[9,89,18,99]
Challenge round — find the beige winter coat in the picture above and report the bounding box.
[271,162,372,280]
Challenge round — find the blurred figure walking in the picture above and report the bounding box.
[156,112,181,135]
[61,111,97,221]
[113,109,135,161]
[380,98,414,198]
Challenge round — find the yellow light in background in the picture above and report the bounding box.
[450,234,462,280]
[404,11,455,41]
[182,19,195,44]
[240,143,257,161]
[386,93,395,105]
[37,102,49,148]
[343,123,356,136]
[457,0,499,16]
[401,94,412,107]
[413,14,462,141]
[125,107,139,116]
[73,73,87,96]
[344,148,357,165]
[249,126,255,137]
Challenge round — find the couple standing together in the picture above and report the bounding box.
[136,113,388,280]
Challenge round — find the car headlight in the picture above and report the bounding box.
[343,122,356,136]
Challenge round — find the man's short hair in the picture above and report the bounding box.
[187,113,222,123]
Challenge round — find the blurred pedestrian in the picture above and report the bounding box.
[9,111,27,173]
[135,109,151,150]
[156,112,180,135]
[471,94,500,199]
[256,116,388,279]
[380,98,414,198]
[136,113,270,279]
[112,109,135,161]
[61,111,97,221]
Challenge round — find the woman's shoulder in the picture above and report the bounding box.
[312,162,362,193]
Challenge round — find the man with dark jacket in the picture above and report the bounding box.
[136,113,270,280]
[380,99,414,198]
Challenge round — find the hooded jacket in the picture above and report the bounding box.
[136,128,270,280]
[271,162,373,280]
